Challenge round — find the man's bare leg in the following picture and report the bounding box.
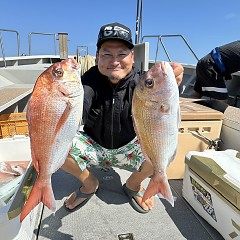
[62,155,99,210]
[126,161,154,211]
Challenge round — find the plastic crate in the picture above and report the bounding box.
[0,113,28,139]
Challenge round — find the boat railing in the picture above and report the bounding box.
[0,29,21,68]
[28,32,69,59]
[141,34,199,63]
[76,45,88,61]
[0,33,5,67]
[28,32,58,56]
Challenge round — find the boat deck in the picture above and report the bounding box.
[35,167,224,240]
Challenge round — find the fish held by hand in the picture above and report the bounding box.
[132,61,180,206]
[20,58,84,222]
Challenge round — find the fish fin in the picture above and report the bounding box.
[169,148,178,165]
[142,173,174,207]
[33,159,39,174]
[133,119,152,165]
[52,101,72,142]
[20,177,56,222]
[30,154,40,174]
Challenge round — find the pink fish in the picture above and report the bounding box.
[20,58,83,222]
[132,62,180,206]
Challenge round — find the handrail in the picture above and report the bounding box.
[0,33,6,67]
[76,46,88,62]
[0,29,20,57]
[142,34,199,63]
[77,46,88,55]
[28,32,58,56]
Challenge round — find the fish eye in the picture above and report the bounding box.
[53,68,64,77]
[145,79,154,88]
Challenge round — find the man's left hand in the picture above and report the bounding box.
[169,62,184,86]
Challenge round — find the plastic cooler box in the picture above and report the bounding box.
[0,135,41,240]
[182,149,240,240]
[166,98,223,179]
[219,106,240,152]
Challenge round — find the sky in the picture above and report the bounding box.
[1,0,240,65]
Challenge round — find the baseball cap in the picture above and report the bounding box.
[97,22,134,49]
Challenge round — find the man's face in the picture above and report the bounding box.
[96,40,134,84]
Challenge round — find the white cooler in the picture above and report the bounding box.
[0,135,41,240]
[182,149,240,240]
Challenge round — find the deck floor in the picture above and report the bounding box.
[35,167,224,240]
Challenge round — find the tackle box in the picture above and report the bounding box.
[0,135,41,240]
[166,98,223,179]
[182,149,240,240]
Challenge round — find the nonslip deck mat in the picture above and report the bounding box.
[36,167,224,240]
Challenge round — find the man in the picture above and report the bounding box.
[62,22,183,213]
[193,40,240,100]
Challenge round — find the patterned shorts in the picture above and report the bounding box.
[69,131,145,171]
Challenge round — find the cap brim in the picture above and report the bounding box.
[97,38,134,49]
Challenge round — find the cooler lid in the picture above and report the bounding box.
[222,106,240,131]
[180,98,223,121]
[185,150,240,210]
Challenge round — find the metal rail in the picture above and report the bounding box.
[0,29,20,56]
[0,33,6,67]
[0,29,21,67]
[142,34,199,63]
[76,46,88,62]
[77,46,88,55]
[28,32,58,56]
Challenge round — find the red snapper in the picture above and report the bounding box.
[20,58,83,222]
[132,62,180,206]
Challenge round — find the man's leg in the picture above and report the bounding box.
[61,155,99,210]
[126,160,154,211]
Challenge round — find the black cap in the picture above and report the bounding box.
[97,22,134,49]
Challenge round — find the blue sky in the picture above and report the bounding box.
[1,0,239,64]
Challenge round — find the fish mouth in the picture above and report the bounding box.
[60,58,80,70]
[69,58,80,70]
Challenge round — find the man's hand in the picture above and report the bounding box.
[169,62,184,86]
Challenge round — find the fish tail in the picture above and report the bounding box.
[142,173,174,207]
[20,177,56,222]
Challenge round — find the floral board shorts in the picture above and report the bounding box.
[69,131,145,172]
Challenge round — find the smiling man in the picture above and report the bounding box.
[62,22,184,214]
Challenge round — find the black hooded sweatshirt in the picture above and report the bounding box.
[81,65,141,149]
